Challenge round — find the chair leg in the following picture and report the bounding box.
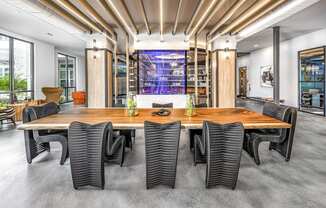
[59,140,68,165]
[252,139,261,165]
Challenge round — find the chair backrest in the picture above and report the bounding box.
[262,102,289,138]
[68,121,109,189]
[23,102,60,123]
[204,121,244,189]
[152,103,173,108]
[144,121,181,188]
[105,122,115,151]
[283,107,297,143]
[42,87,63,104]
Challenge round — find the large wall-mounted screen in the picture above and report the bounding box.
[138,50,186,95]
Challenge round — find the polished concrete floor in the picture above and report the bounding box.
[0,100,326,208]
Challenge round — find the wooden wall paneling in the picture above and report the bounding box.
[86,50,106,108]
[217,50,236,107]
[107,51,113,107]
[211,51,218,107]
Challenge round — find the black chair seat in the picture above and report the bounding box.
[105,124,126,166]
[23,102,68,165]
[244,102,297,165]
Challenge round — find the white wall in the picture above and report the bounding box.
[237,28,326,107]
[0,27,86,99]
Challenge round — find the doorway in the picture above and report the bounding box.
[239,66,248,97]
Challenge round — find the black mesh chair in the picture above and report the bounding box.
[105,123,126,166]
[194,121,244,189]
[245,102,297,165]
[152,103,173,108]
[22,102,68,165]
[68,122,109,190]
[144,121,181,189]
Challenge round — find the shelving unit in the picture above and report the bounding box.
[187,48,211,107]
[137,50,186,95]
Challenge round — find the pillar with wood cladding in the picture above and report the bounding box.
[211,36,236,108]
[86,49,113,108]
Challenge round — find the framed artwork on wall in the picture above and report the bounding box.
[260,65,273,87]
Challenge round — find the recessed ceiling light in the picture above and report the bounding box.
[47,32,53,37]
[254,44,259,48]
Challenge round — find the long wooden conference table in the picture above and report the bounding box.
[18,108,291,130]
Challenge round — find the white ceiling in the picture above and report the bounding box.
[0,0,87,56]
[237,0,326,53]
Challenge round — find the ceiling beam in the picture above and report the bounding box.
[160,0,163,41]
[208,0,275,43]
[208,0,247,37]
[196,0,228,35]
[136,0,151,35]
[54,0,116,43]
[187,0,219,38]
[185,0,205,35]
[231,0,287,34]
[38,0,91,33]
[172,0,183,35]
[119,0,138,34]
[218,0,274,36]
[78,0,115,37]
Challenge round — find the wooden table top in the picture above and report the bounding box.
[18,107,291,130]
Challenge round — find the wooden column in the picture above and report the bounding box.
[86,49,113,107]
[211,50,236,108]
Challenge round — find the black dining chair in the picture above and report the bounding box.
[105,123,126,166]
[144,121,181,189]
[22,102,68,165]
[152,103,173,108]
[245,102,297,165]
[194,121,244,189]
[68,121,109,189]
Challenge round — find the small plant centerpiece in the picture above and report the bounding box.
[185,94,196,117]
[127,92,137,117]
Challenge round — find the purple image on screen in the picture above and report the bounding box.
[138,50,186,95]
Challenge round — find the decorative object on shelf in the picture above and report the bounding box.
[127,92,137,117]
[260,65,273,88]
[185,94,196,116]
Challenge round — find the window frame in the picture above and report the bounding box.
[57,53,76,103]
[0,33,34,104]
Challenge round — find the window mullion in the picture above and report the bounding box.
[9,37,14,103]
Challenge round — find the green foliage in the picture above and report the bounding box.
[0,74,27,91]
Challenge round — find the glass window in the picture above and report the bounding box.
[299,47,325,116]
[0,35,33,104]
[0,36,10,94]
[57,53,76,103]
[138,50,186,95]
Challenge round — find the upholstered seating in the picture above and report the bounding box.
[42,87,63,104]
[0,106,16,126]
[22,102,68,165]
[194,121,244,189]
[144,121,181,189]
[245,102,297,165]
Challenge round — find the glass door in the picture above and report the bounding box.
[299,47,325,116]
[57,53,76,103]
